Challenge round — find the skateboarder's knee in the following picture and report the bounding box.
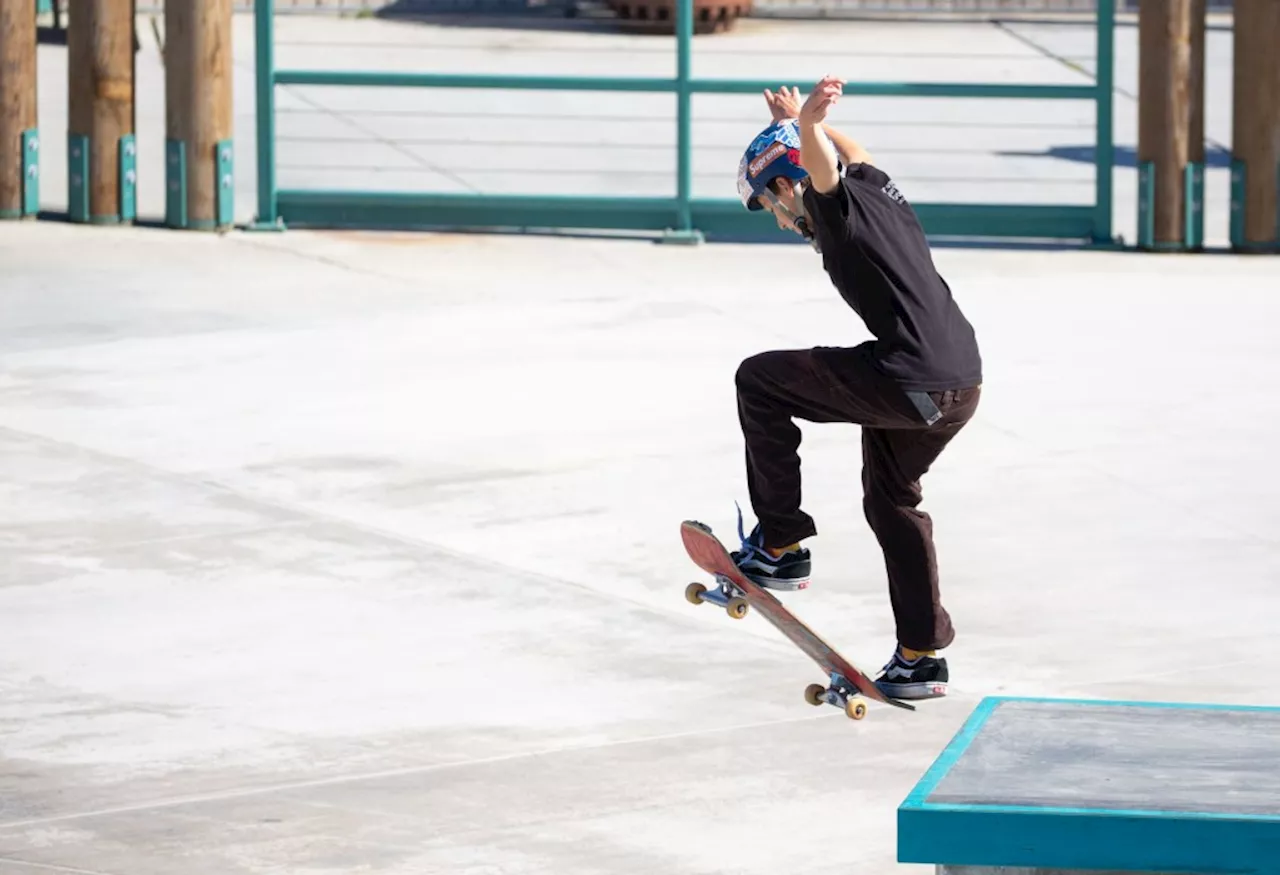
[735,353,766,390]
[863,482,922,518]
[735,350,789,392]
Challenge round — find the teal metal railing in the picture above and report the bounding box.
[253,0,1116,243]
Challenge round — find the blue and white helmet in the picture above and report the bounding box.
[737,120,809,211]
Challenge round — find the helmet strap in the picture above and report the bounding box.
[760,183,820,253]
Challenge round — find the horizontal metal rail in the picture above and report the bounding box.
[274,69,1100,102]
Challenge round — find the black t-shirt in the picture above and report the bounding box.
[802,163,982,393]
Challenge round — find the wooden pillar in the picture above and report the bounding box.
[68,0,137,224]
[165,0,234,231]
[1230,0,1280,252]
[1137,0,1206,250]
[0,0,39,220]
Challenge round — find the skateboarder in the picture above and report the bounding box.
[728,78,983,700]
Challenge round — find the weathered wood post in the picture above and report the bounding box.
[1230,0,1280,252]
[1136,0,1206,251]
[67,0,137,224]
[1,0,40,220]
[165,0,234,230]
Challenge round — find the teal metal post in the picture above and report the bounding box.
[252,0,282,230]
[664,0,702,244]
[1092,0,1115,245]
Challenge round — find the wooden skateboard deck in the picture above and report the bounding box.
[681,519,915,718]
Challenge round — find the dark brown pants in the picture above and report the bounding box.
[734,345,981,652]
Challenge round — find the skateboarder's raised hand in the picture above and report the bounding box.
[798,74,845,128]
[763,85,803,122]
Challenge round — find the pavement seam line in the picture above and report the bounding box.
[0,858,123,875]
[0,708,850,831]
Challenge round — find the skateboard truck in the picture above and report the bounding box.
[804,671,869,721]
[685,573,751,620]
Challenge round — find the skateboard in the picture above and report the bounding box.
[680,519,915,719]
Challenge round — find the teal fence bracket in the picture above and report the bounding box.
[216,138,234,228]
[1229,158,1246,249]
[1137,160,1155,249]
[67,133,89,223]
[1230,158,1280,252]
[1183,161,1204,250]
[166,139,187,229]
[21,128,39,217]
[1137,160,1202,251]
[119,134,136,222]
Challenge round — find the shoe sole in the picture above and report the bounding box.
[876,681,947,700]
[744,575,810,592]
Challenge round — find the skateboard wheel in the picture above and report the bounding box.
[804,683,826,707]
[685,582,707,605]
[725,597,749,619]
[845,698,868,721]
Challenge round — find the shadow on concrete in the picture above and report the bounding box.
[37,24,68,46]
[37,14,141,50]
[370,0,745,35]
[999,143,1234,169]
[371,0,633,33]
[36,211,181,232]
[703,230,1111,251]
[253,220,1117,251]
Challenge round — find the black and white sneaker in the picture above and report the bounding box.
[875,650,949,700]
[730,505,810,591]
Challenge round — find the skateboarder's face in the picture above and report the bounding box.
[760,178,807,237]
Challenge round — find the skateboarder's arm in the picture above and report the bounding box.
[821,124,874,169]
[798,76,856,195]
[799,122,842,195]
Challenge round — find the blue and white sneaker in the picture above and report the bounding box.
[729,504,811,591]
[874,649,949,700]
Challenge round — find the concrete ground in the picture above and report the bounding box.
[2,219,1280,874]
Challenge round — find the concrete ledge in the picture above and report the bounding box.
[939,869,1184,875]
[898,696,1280,875]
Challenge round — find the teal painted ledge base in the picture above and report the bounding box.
[937,868,1187,875]
[899,696,1280,875]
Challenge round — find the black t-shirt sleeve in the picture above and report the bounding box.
[846,162,889,187]
[803,164,889,240]
[803,175,855,239]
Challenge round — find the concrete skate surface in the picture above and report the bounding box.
[2,220,1278,873]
